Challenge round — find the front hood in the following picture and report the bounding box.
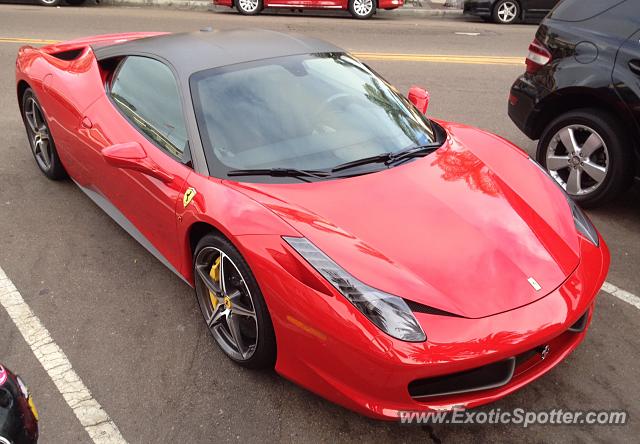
[226,122,581,318]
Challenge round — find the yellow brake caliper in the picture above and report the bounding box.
[209,256,221,309]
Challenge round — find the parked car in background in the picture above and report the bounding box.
[463,0,559,24]
[213,0,404,19]
[509,0,640,207]
[0,365,38,444]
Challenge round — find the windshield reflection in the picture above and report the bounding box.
[191,53,439,180]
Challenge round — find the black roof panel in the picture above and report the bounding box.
[93,29,344,77]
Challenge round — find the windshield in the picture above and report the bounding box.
[191,53,441,179]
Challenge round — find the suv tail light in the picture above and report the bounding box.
[526,39,552,73]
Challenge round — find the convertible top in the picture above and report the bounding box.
[92,29,344,77]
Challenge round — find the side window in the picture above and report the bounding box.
[110,56,188,159]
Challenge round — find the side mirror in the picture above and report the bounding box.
[407,86,430,115]
[101,142,173,183]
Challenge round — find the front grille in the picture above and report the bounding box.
[409,309,590,400]
[408,358,516,400]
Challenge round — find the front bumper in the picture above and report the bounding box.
[236,233,609,420]
[463,0,492,17]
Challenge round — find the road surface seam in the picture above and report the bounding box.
[0,266,127,444]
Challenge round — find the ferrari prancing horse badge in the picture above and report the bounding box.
[183,187,197,208]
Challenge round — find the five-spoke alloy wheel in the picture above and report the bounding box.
[194,233,276,368]
[493,0,520,24]
[544,125,608,197]
[537,108,634,207]
[21,88,66,180]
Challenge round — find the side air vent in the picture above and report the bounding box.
[568,310,589,333]
[50,48,84,61]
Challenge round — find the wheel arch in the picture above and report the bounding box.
[530,88,640,151]
[17,80,31,112]
[188,221,226,261]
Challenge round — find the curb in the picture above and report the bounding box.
[99,0,464,16]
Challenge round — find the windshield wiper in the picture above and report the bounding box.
[330,153,394,173]
[330,143,441,173]
[386,143,441,165]
[227,168,331,180]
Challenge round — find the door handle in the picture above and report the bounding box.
[629,60,640,76]
[81,116,93,129]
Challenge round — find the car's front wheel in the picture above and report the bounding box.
[37,0,62,6]
[21,88,67,180]
[193,233,276,369]
[536,108,634,207]
[349,0,375,19]
[492,0,520,24]
[235,0,262,15]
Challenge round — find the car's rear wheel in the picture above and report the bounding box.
[37,0,61,6]
[235,0,262,15]
[492,0,520,24]
[536,108,634,207]
[21,89,67,180]
[349,0,375,19]
[193,233,276,369]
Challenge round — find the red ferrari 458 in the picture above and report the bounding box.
[15,30,609,420]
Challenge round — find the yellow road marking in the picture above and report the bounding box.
[353,52,524,66]
[0,36,524,66]
[0,37,60,45]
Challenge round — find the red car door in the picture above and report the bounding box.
[76,55,193,275]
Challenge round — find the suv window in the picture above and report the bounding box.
[548,0,625,22]
[110,56,188,159]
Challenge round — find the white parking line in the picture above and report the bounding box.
[601,281,640,310]
[0,266,127,444]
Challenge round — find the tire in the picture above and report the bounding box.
[349,0,375,19]
[37,0,62,5]
[536,108,635,208]
[492,0,520,24]
[65,0,87,4]
[21,88,67,180]
[193,233,276,369]
[235,0,262,15]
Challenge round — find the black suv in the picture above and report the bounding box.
[508,0,640,206]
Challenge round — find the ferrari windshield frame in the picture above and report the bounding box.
[190,52,443,182]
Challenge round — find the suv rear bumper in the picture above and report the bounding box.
[508,74,551,140]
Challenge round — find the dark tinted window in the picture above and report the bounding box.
[548,0,625,22]
[111,56,187,158]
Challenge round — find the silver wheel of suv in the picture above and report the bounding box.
[545,125,609,196]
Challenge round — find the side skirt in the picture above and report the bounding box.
[74,181,192,287]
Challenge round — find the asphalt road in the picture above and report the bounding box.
[0,4,639,443]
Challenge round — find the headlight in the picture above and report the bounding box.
[567,197,599,246]
[529,158,599,246]
[284,237,426,342]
